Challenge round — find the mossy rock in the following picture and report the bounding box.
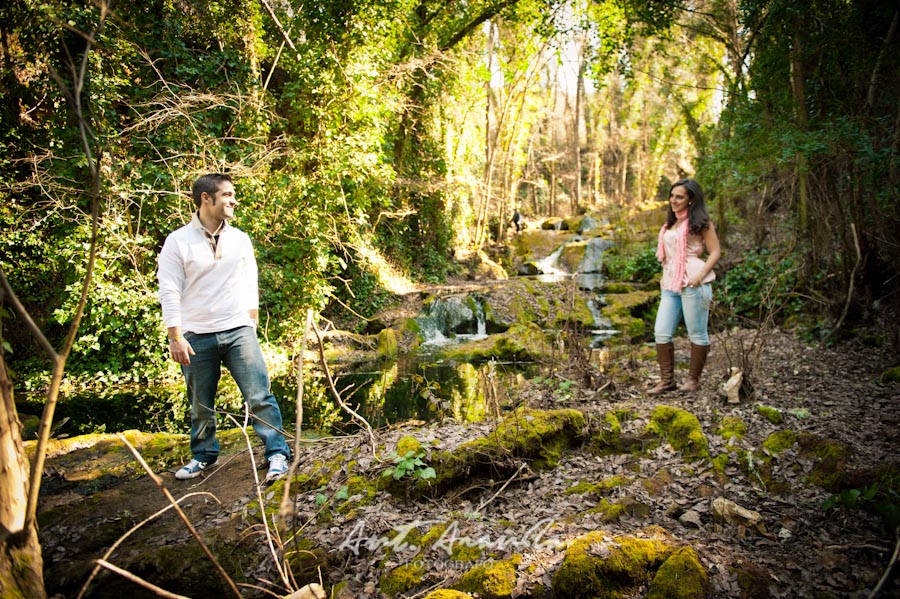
[754,430,853,492]
[646,546,709,599]
[552,530,675,598]
[587,496,650,522]
[380,561,426,597]
[756,405,784,424]
[600,290,658,339]
[397,435,423,456]
[565,475,632,496]
[424,407,586,494]
[716,417,747,440]
[601,282,637,294]
[438,322,548,362]
[540,217,567,230]
[423,591,474,599]
[589,409,644,456]
[645,406,709,461]
[377,328,399,358]
[454,555,521,598]
[881,366,900,383]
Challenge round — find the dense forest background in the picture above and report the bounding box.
[2,0,899,388]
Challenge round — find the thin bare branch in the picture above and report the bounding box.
[76,492,219,599]
[311,319,378,457]
[116,433,243,599]
[94,560,191,599]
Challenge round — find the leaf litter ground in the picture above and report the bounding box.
[37,327,900,598]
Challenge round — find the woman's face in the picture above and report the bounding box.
[669,185,690,214]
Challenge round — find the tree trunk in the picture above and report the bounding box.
[572,35,585,214]
[0,351,46,598]
[790,31,809,233]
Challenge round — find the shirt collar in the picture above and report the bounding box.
[190,212,229,236]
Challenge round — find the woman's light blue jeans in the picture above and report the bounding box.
[654,285,712,346]
[182,326,290,463]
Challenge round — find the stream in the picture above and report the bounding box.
[17,227,624,438]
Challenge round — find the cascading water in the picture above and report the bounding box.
[416,295,489,346]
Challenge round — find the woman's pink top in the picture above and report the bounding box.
[660,227,716,290]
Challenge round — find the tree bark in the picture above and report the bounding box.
[0,349,46,598]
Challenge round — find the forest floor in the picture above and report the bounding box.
[35,308,900,599]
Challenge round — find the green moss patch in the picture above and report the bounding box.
[645,406,709,461]
[424,408,586,494]
[756,405,784,424]
[646,546,709,599]
[455,556,521,598]
[565,475,632,496]
[552,530,676,599]
[754,430,853,492]
[423,591,474,599]
[380,561,426,597]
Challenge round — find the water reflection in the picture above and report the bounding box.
[275,357,535,434]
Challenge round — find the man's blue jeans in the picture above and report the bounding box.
[654,285,713,346]
[182,326,290,463]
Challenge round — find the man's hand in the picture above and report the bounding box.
[169,336,195,366]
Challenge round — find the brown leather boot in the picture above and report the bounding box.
[679,343,710,391]
[648,343,676,394]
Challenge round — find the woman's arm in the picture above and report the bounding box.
[688,222,721,287]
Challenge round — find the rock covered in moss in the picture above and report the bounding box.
[646,405,709,461]
[377,328,399,358]
[380,561,426,597]
[455,556,521,598]
[881,365,900,384]
[427,407,586,493]
[646,546,709,599]
[552,530,675,598]
[756,405,784,424]
[423,591,474,599]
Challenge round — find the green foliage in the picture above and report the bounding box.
[717,249,807,323]
[381,450,436,482]
[822,480,900,531]
[532,375,574,403]
[603,246,660,283]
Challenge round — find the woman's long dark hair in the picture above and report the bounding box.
[665,178,710,235]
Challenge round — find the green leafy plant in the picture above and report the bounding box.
[822,482,900,530]
[603,246,660,283]
[381,450,436,481]
[532,375,574,402]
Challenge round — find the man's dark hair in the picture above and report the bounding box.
[192,174,233,209]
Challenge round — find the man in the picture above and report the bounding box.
[157,173,290,482]
[510,209,522,233]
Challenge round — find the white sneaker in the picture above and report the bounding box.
[175,458,216,480]
[266,454,289,482]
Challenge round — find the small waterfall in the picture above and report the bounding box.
[587,298,619,347]
[534,246,567,276]
[417,295,488,346]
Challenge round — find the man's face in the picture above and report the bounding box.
[204,180,237,221]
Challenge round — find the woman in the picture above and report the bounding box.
[648,178,721,394]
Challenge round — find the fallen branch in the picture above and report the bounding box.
[475,461,528,514]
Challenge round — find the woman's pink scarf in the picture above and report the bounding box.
[656,210,689,292]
